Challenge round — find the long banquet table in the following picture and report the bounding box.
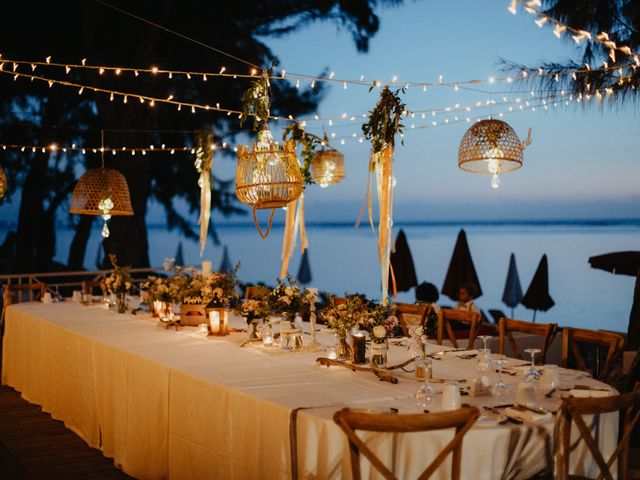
[2,302,618,479]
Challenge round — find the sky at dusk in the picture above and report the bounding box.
[0,0,638,227]
[212,0,639,223]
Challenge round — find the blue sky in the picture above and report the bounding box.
[222,0,639,222]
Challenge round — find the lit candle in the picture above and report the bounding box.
[209,310,220,334]
[202,260,212,275]
[352,333,366,364]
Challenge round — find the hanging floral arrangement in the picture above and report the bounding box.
[359,86,406,301]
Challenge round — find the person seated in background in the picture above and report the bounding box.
[455,283,480,313]
[415,282,441,312]
[414,281,440,337]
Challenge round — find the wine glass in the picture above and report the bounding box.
[491,353,508,398]
[477,335,493,373]
[524,348,541,380]
[415,363,436,408]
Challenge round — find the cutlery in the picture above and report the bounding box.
[514,404,548,414]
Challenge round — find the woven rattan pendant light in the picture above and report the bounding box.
[69,132,133,237]
[236,71,303,239]
[458,119,530,188]
[0,164,6,198]
[311,148,345,187]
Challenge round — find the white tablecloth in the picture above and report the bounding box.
[1,302,618,479]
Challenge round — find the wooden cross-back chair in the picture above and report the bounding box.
[333,406,480,480]
[82,279,105,296]
[244,285,270,300]
[555,389,640,480]
[498,317,558,364]
[392,302,429,336]
[437,309,481,349]
[1,283,48,330]
[561,328,625,382]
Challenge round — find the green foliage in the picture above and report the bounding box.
[240,70,272,132]
[282,122,327,185]
[362,87,406,153]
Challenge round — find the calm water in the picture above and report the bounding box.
[54,221,640,333]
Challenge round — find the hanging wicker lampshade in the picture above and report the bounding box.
[236,128,303,238]
[458,119,529,188]
[311,149,345,187]
[0,164,6,199]
[69,168,133,237]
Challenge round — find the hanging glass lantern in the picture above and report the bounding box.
[457,119,530,189]
[236,128,303,238]
[311,149,345,187]
[0,164,6,198]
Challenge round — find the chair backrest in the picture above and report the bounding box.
[333,406,480,480]
[498,317,558,363]
[1,283,47,331]
[244,285,270,300]
[3,283,47,304]
[561,327,625,381]
[392,302,429,336]
[437,309,481,349]
[555,389,640,480]
[332,296,347,306]
[82,279,105,296]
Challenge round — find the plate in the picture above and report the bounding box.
[476,414,507,426]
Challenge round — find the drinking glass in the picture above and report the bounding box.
[524,348,541,380]
[478,335,492,352]
[415,358,435,407]
[477,335,493,373]
[491,353,508,398]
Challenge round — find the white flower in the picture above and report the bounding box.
[281,295,291,305]
[373,325,387,339]
[284,287,294,296]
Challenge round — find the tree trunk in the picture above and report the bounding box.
[67,215,95,270]
[16,155,49,273]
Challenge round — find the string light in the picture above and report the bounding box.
[0,55,627,95]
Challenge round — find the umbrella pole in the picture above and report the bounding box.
[510,307,514,318]
[532,310,537,322]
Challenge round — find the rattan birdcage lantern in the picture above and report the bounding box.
[0,164,6,199]
[69,168,134,238]
[311,149,345,187]
[236,128,303,238]
[458,119,528,189]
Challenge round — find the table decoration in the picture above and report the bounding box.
[235,286,270,339]
[320,295,369,361]
[104,254,133,313]
[267,277,313,330]
[408,326,431,380]
[359,301,398,369]
[351,332,366,364]
[205,296,229,336]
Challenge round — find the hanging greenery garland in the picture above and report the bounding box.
[361,86,406,154]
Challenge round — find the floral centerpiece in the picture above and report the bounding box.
[104,254,133,313]
[408,325,431,379]
[320,294,369,360]
[359,300,398,369]
[268,277,312,323]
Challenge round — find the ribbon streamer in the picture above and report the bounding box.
[195,130,214,257]
[280,193,309,279]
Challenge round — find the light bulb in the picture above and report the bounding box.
[487,158,499,174]
[101,223,110,238]
[491,174,501,189]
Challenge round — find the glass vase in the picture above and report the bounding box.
[159,302,175,322]
[335,331,352,361]
[116,292,127,314]
[370,340,388,369]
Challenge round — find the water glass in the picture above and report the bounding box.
[441,381,462,410]
[541,365,560,389]
[516,381,538,408]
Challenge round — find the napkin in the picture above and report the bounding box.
[440,349,479,359]
[569,385,613,398]
[504,406,552,423]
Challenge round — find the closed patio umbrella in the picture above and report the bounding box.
[175,242,185,266]
[442,229,482,302]
[588,251,640,350]
[297,250,312,285]
[388,229,418,294]
[502,253,523,317]
[219,245,232,275]
[521,254,554,321]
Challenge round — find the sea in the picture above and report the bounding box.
[52,220,640,334]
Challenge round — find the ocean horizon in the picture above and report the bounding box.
[15,217,633,336]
